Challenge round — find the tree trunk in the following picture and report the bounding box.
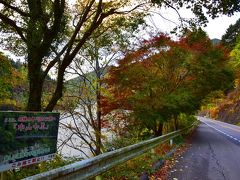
[26,1,65,111]
[45,63,65,111]
[154,123,163,136]
[174,115,178,131]
[27,54,44,111]
[27,77,43,111]
[95,90,102,155]
[95,59,102,155]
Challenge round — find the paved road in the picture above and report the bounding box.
[199,117,240,145]
[168,117,240,180]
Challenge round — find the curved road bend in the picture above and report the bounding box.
[168,117,240,180]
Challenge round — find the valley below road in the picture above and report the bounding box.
[168,117,240,180]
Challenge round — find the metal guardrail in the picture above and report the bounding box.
[24,123,196,180]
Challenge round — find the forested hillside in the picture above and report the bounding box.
[0,53,56,110]
[0,53,28,110]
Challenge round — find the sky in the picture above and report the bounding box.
[204,13,240,39]
[146,8,240,39]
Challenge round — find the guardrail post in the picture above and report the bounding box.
[150,148,155,159]
[170,139,173,146]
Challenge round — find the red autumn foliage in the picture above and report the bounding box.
[101,29,232,133]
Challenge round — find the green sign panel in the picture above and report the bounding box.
[0,111,60,172]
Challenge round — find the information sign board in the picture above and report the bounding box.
[0,111,60,172]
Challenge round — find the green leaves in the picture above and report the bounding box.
[152,0,240,25]
[231,35,240,65]
[222,18,240,49]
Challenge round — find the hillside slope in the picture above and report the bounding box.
[216,88,240,124]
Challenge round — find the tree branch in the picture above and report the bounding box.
[0,0,30,17]
[0,13,26,42]
[43,44,68,78]
[64,0,96,58]
[163,1,183,27]
[141,8,178,25]
[40,0,65,57]
[114,3,146,14]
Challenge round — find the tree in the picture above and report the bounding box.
[230,35,240,85]
[0,0,239,112]
[0,53,28,109]
[58,14,144,156]
[102,30,233,136]
[222,18,240,49]
[230,36,240,63]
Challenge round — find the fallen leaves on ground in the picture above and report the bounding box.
[150,144,188,180]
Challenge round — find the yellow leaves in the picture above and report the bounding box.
[75,0,138,14]
[126,160,135,169]
[0,54,14,99]
[76,0,90,8]
[0,99,17,106]
[230,41,240,63]
[230,40,240,88]
[101,86,113,99]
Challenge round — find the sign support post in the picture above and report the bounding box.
[1,172,4,180]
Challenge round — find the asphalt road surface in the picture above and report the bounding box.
[168,117,240,180]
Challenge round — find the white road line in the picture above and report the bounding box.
[201,120,240,144]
